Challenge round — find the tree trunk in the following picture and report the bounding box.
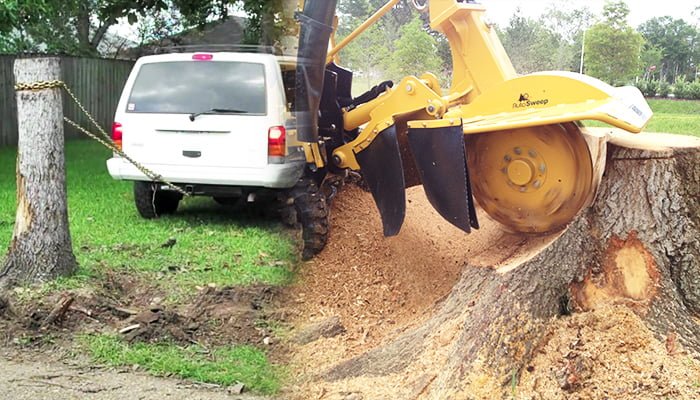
[0,57,77,290]
[318,130,700,398]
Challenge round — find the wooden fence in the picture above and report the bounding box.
[0,55,133,147]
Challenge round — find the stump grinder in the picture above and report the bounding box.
[294,0,652,238]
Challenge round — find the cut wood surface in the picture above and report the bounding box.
[290,130,700,399]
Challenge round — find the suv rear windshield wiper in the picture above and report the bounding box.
[189,108,247,121]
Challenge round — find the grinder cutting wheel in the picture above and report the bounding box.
[294,0,652,239]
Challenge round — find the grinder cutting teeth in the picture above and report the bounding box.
[295,0,652,238]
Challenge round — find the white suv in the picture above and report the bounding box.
[107,50,329,258]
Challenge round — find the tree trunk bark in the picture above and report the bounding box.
[320,131,700,398]
[0,57,77,290]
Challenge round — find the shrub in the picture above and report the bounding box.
[657,80,671,98]
[673,77,692,99]
[636,80,656,97]
[688,80,700,100]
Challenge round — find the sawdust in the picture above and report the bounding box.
[518,305,700,400]
[291,185,479,355]
[288,184,700,400]
[287,183,562,397]
[289,183,560,353]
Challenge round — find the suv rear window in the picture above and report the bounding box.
[126,61,266,115]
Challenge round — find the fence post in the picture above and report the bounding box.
[0,57,77,289]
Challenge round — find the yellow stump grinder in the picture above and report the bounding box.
[294,0,652,242]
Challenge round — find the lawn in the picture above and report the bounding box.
[0,140,297,294]
[83,335,283,395]
[584,98,700,137]
[1,140,297,394]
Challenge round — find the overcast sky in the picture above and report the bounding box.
[479,0,699,28]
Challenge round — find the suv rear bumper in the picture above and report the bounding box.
[106,157,305,189]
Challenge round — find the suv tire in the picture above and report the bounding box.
[286,177,330,260]
[134,181,181,219]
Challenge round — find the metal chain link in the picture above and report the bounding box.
[15,79,189,197]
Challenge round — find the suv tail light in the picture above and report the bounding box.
[268,126,286,158]
[112,122,123,151]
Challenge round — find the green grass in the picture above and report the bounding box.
[646,98,700,114]
[0,140,296,394]
[0,140,297,296]
[83,334,282,395]
[584,98,700,137]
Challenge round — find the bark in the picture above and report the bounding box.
[75,2,91,51]
[0,57,77,290]
[322,131,700,398]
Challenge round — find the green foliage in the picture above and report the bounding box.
[583,1,643,85]
[83,334,282,394]
[0,141,297,297]
[638,16,700,83]
[639,43,663,79]
[338,23,391,93]
[336,0,451,93]
[538,4,594,72]
[657,80,671,97]
[673,77,693,99]
[240,0,286,45]
[389,17,441,79]
[690,81,700,100]
[637,79,670,97]
[602,0,631,29]
[337,0,373,33]
[636,80,658,97]
[0,0,170,55]
[0,0,287,56]
[500,11,561,74]
[134,5,186,48]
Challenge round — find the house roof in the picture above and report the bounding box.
[126,16,246,58]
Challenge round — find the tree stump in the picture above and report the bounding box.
[0,57,77,289]
[318,130,700,398]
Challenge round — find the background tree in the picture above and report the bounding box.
[339,24,391,91]
[0,0,169,55]
[388,16,441,80]
[134,3,186,50]
[638,17,699,82]
[336,0,445,92]
[538,4,594,72]
[0,0,288,56]
[583,0,643,85]
[499,10,561,74]
[639,43,663,80]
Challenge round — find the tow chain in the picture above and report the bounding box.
[14,80,190,197]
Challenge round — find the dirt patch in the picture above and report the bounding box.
[518,305,700,399]
[185,285,282,347]
[0,271,284,351]
[0,353,268,400]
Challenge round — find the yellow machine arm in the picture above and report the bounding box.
[296,0,652,236]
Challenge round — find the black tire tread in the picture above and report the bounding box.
[288,177,330,260]
[133,181,180,219]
